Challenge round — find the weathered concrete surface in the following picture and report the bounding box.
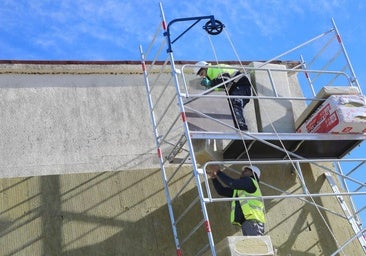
[0,66,158,178]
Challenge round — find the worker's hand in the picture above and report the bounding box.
[206,164,221,179]
[207,171,217,179]
[200,77,211,88]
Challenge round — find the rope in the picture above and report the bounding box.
[204,26,344,248]
[295,166,344,253]
[205,28,271,233]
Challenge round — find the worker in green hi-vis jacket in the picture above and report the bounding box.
[194,61,252,131]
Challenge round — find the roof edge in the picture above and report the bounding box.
[0,60,300,66]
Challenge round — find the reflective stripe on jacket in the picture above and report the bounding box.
[230,179,265,225]
[206,64,237,80]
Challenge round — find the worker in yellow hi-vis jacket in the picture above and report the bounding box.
[208,165,265,236]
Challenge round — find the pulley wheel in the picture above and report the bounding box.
[203,19,224,35]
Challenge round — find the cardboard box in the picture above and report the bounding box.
[296,94,366,134]
[295,86,360,129]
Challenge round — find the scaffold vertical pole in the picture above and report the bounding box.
[139,45,183,256]
[331,18,363,94]
[159,2,217,255]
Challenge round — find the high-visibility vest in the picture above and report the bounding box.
[230,179,265,225]
[206,64,237,80]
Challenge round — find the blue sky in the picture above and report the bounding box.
[1,0,365,235]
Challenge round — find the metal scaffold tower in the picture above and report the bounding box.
[139,3,366,256]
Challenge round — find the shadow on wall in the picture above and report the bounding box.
[260,163,341,255]
[0,168,234,256]
[1,162,350,256]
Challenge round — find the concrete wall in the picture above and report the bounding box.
[0,64,157,178]
[0,166,228,256]
[0,62,363,256]
[0,62,236,256]
[259,163,363,255]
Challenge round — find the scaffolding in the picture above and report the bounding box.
[139,3,366,255]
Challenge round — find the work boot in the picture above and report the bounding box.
[239,124,248,131]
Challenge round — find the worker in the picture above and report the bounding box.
[207,165,265,236]
[194,61,252,131]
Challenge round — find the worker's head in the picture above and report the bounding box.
[241,165,261,180]
[194,61,208,76]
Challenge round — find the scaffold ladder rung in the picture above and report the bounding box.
[324,172,366,249]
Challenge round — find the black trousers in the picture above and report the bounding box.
[228,75,252,130]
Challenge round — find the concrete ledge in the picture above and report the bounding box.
[214,236,274,256]
[193,139,223,165]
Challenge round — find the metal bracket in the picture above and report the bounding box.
[164,15,225,52]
